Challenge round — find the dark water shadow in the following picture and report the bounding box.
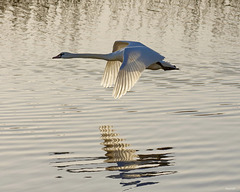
[50,125,176,190]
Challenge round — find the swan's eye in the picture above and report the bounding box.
[57,53,64,58]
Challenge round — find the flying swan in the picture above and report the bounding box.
[53,40,179,99]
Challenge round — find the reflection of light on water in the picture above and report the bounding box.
[99,125,176,185]
[50,125,176,189]
[100,125,138,169]
[99,125,175,173]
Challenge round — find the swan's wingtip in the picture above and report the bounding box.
[113,94,121,99]
[112,92,123,99]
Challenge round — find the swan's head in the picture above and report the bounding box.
[52,52,72,59]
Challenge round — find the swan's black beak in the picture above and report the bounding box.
[52,53,62,59]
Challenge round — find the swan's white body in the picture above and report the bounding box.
[53,41,178,98]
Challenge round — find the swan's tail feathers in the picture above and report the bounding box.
[101,61,121,88]
[159,61,179,71]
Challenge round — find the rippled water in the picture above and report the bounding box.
[0,0,240,191]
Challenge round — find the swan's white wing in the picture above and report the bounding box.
[112,46,166,99]
[112,41,129,52]
[101,60,121,87]
[101,41,162,95]
[112,40,144,52]
[113,48,146,99]
[101,41,143,88]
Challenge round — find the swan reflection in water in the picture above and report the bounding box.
[50,125,176,188]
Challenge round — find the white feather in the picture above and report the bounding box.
[101,61,121,87]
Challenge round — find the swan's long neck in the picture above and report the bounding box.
[67,49,124,62]
[69,53,114,61]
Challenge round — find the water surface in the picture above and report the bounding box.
[0,0,240,191]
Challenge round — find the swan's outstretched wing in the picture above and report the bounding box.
[101,41,128,88]
[113,48,146,99]
[101,41,145,88]
[112,46,165,99]
[101,61,121,87]
[112,40,144,52]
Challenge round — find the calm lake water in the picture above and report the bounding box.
[0,0,240,191]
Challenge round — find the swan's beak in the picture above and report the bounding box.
[52,54,61,59]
